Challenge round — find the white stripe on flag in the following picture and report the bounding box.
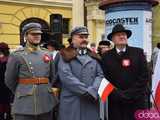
[98,78,114,102]
[98,78,109,97]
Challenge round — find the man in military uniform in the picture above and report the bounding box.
[58,26,103,120]
[5,23,58,120]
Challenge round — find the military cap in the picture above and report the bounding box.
[70,26,89,37]
[22,22,42,35]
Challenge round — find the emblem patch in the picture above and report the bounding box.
[122,59,130,67]
[43,54,51,63]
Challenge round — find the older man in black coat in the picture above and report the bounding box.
[101,24,149,120]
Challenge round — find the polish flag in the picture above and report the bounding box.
[98,78,115,102]
[152,51,160,107]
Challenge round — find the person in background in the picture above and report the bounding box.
[90,42,97,53]
[46,40,59,60]
[0,42,13,120]
[101,24,149,120]
[97,40,112,57]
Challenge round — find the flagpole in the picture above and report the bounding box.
[106,98,108,120]
[99,98,104,120]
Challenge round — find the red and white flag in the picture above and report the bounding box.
[98,78,115,102]
[152,51,160,107]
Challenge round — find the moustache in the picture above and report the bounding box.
[80,41,88,45]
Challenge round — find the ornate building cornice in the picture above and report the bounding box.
[85,0,105,21]
[0,0,72,8]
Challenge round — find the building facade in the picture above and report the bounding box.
[86,0,160,48]
[0,0,72,49]
[85,0,105,45]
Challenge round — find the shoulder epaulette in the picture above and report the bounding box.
[11,48,25,55]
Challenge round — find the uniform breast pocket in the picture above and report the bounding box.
[20,64,29,71]
[37,62,50,72]
[16,86,34,99]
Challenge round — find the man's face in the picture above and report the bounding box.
[26,32,41,45]
[98,45,111,54]
[47,45,55,52]
[0,51,4,58]
[72,34,88,48]
[112,32,128,46]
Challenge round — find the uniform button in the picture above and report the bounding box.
[30,67,34,70]
[29,62,32,65]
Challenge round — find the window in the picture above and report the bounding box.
[63,18,70,34]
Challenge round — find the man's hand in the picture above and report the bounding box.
[82,92,97,103]
[52,88,60,97]
[111,89,133,104]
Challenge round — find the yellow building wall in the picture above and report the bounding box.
[95,21,105,43]
[88,20,105,46]
[85,1,105,47]
[0,2,72,49]
[153,5,160,47]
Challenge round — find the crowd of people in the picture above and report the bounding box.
[0,22,159,120]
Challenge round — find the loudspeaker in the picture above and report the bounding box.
[50,14,63,33]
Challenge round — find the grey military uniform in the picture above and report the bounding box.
[58,54,103,120]
[5,47,58,116]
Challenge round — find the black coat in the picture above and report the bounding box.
[0,61,13,103]
[101,46,149,120]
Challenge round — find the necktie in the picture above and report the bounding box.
[119,51,124,56]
